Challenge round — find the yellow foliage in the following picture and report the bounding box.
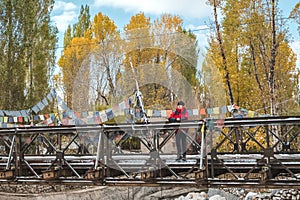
[58,37,94,107]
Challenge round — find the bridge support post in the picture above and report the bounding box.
[0,169,15,179]
[259,165,269,184]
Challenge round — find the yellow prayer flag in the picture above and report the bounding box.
[248,110,255,117]
[146,109,153,117]
[213,107,220,115]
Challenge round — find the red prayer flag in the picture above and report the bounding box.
[18,116,23,122]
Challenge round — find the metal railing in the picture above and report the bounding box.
[0,116,300,188]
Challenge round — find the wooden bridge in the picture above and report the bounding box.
[1,116,300,189]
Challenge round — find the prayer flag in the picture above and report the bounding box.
[248,110,255,117]
[207,108,212,115]
[18,116,23,122]
[213,107,220,115]
[39,115,45,120]
[160,110,167,117]
[220,106,227,114]
[32,105,39,114]
[100,111,107,122]
[187,109,193,116]
[37,101,45,111]
[146,109,153,117]
[152,110,161,117]
[166,110,172,118]
[42,98,48,107]
[192,109,199,116]
[200,108,206,115]
[106,109,114,120]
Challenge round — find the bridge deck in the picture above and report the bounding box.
[0,116,300,188]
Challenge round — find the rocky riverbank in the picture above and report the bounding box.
[177,188,300,200]
[0,184,298,200]
[0,184,204,200]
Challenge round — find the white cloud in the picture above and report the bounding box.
[53,1,77,12]
[52,11,77,32]
[52,1,78,32]
[94,0,211,19]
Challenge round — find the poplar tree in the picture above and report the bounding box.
[152,14,198,107]
[206,0,298,115]
[73,5,91,38]
[123,13,153,107]
[58,37,93,109]
[59,5,91,109]
[0,0,57,111]
[123,13,199,109]
[59,10,122,110]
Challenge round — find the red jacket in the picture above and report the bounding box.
[169,107,189,122]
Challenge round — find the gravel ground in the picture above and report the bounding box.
[0,184,297,200]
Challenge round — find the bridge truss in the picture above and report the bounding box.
[1,116,300,189]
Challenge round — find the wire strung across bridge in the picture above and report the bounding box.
[1,116,300,189]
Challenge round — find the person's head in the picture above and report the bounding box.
[177,101,185,108]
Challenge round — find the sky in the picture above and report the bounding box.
[51,0,300,69]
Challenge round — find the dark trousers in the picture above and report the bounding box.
[175,130,187,158]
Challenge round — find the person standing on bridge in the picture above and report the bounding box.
[168,101,189,161]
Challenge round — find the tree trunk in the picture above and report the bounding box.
[269,0,278,115]
[213,0,234,105]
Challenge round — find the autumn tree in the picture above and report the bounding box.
[58,5,92,109]
[122,13,199,110]
[60,8,124,111]
[290,2,300,33]
[156,15,198,108]
[200,51,227,110]
[58,37,93,108]
[209,0,234,106]
[290,2,300,108]
[87,12,122,106]
[123,12,151,70]
[122,13,153,107]
[152,14,196,108]
[206,0,298,115]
